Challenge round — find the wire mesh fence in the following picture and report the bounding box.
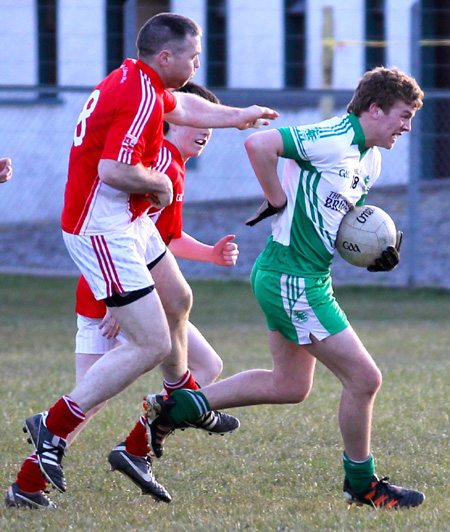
[0,86,449,287]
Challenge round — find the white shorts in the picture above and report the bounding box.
[63,216,166,300]
[75,315,128,354]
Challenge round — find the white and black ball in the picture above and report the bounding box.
[335,205,397,267]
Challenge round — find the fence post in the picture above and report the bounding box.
[407,1,422,287]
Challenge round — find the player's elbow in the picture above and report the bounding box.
[244,132,262,156]
[245,129,283,159]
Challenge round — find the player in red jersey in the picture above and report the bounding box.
[7,82,238,507]
[5,13,278,509]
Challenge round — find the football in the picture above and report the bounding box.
[335,205,397,267]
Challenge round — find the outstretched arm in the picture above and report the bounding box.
[169,232,239,266]
[166,92,279,130]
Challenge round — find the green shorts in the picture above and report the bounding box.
[251,264,348,345]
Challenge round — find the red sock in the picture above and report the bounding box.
[16,454,47,493]
[46,395,86,439]
[163,370,199,395]
[125,416,149,457]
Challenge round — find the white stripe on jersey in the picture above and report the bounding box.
[118,71,157,164]
[154,146,173,174]
[148,146,174,223]
[75,175,102,235]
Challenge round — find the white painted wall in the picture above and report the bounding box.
[228,0,283,88]
[0,0,37,84]
[386,0,416,72]
[307,0,365,89]
[1,0,417,88]
[59,0,105,86]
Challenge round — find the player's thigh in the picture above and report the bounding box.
[186,321,223,380]
[151,249,193,317]
[308,326,381,392]
[268,329,316,396]
[107,289,170,351]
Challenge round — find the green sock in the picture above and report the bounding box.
[343,452,375,493]
[169,389,210,425]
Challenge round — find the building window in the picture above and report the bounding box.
[284,0,306,88]
[206,0,227,87]
[421,0,450,88]
[37,0,57,86]
[365,0,386,70]
[421,0,450,180]
[106,0,125,75]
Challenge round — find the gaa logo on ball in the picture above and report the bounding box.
[335,205,397,268]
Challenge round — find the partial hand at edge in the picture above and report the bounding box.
[367,231,403,272]
[245,198,287,227]
[237,105,279,130]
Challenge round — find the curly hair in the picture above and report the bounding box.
[347,67,424,116]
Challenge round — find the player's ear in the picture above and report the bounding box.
[157,50,171,66]
[369,102,381,118]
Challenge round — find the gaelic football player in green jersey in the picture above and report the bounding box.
[146,67,425,509]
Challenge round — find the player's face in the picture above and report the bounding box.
[376,101,416,149]
[167,35,201,89]
[176,125,212,159]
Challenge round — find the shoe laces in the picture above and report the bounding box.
[376,477,393,490]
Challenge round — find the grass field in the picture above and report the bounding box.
[0,275,449,531]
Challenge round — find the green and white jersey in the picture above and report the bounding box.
[257,113,382,278]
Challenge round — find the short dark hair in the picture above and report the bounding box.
[136,13,202,58]
[164,82,219,135]
[347,67,424,116]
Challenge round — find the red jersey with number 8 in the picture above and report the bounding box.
[61,59,177,235]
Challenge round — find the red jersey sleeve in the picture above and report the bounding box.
[163,88,177,114]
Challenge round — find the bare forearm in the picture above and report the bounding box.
[169,233,213,262]
[98,159,170,194]
[167,93,279,130]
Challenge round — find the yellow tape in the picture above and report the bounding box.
[322,38,450,48]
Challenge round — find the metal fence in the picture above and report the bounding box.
[0,86,449,287]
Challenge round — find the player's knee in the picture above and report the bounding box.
[203,357,223,385]
[164,282,193,321]
[137,335,172,371]
[276,382,312,404]
[370,366,383,394]
[289,387,312,404]
[357,366,382,396]
[212,356,224,380]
